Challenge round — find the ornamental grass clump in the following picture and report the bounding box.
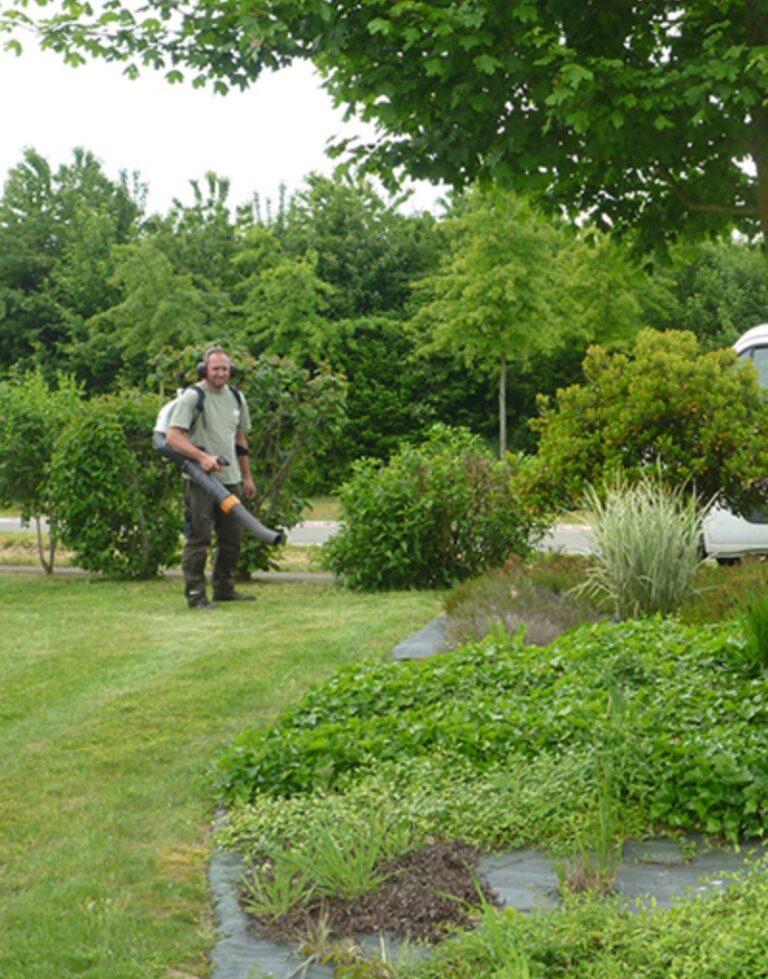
[579,474,706,619]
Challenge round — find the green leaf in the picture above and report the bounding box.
[473,53,502,75]
[367,17,391,36]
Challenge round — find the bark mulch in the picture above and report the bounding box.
[245,841,500,945]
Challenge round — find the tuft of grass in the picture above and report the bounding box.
[0,574,441,978]
[243,855,316,920]
[260,811,413,904]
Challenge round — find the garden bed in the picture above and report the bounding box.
[245,841,497,945]
[216,593,768,975]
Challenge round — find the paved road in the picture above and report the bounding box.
[0,517,593,552]
[0,516,339,547]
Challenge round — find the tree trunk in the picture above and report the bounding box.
[35,514,54,574]
[498,351,507,459]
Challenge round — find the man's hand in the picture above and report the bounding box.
[243,476,257,499]
[200,453,222,473]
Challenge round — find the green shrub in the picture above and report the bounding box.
[521,329,768,517]
[578,474,705,618]
[48,389,182,578]
[218,618,768,840]
[323,424,540,590]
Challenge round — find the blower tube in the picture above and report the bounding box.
[152,431,284,546]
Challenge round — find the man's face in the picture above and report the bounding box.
[205,353,231,389]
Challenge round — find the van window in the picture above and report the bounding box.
[740,345,768,387]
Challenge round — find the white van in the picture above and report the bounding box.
[702,323,768,563]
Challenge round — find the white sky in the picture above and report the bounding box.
[0,42,445,216]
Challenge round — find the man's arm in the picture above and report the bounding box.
[166,426,222,473]
[235,430,256,499]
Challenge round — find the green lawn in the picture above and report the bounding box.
[0,574,441,978]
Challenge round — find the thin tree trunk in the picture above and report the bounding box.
[498,351,507,459]
[35,514,54,574]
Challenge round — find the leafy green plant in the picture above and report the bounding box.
[577,473,705,618]
[323,424,540,590]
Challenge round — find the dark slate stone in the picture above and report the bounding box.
[208,849,333,979]
[390,616,447,660]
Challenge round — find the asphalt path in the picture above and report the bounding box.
[0,517,593,552]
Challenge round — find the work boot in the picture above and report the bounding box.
[188,595,218,610]
[212,590,255,602]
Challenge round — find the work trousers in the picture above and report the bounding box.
[181,479,244,604]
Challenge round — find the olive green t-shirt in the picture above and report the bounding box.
[169,384,251,485]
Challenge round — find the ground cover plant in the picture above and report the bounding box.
[219,617,768,839]
[0,574,441,978]
[397,863,768,978]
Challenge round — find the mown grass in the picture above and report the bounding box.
[0,574,441,978]
[301,496,341,521]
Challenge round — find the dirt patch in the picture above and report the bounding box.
[245,841,499,944]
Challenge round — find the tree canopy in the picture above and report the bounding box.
[5,1,768,244]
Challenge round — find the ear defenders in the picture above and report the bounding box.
[196,347,238,379]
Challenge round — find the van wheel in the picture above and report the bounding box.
[716,556,741,566]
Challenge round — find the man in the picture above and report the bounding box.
[167,346,257,609]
